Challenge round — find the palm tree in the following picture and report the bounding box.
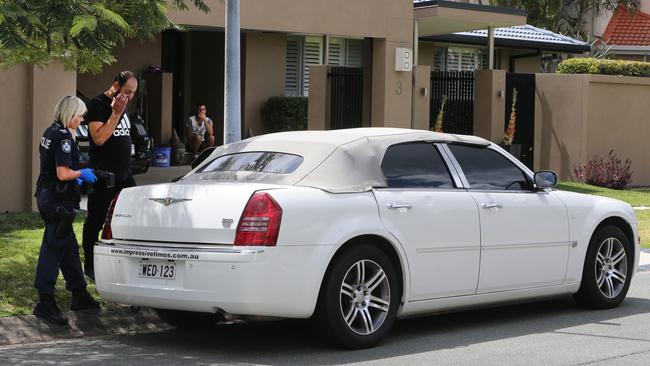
[0,0,210,74]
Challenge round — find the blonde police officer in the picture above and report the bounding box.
[34,96,101,325]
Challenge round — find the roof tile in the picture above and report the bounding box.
[455,25,588,47]
[603,5,650,46]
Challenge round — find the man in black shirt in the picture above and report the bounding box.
[82,71,138,280]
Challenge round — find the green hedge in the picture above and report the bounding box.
[260,96,308,132]
[557,58,650,77]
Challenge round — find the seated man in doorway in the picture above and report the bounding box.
[186,103,215,157]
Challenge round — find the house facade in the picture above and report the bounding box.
[0,0,527,212]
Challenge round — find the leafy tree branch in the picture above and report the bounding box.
[0,0,210,74]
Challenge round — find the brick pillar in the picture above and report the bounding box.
[474,69,506,142]
[307,65,330,130]
[412,65,431,131]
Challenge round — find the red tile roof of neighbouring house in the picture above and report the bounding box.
[603,5,650,46]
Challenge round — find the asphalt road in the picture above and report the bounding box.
[2,272,650,366]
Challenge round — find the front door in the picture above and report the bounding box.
[373,142,481,301]
[447,144,570,293]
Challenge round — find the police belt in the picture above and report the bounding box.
[36,178,80,200]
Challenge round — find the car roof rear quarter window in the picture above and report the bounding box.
[380,142,455,189]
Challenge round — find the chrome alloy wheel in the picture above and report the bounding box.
[339,260,391,335]
[595,237,628,299]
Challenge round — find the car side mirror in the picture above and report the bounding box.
[191,147,217,169]
[534,171,558,189]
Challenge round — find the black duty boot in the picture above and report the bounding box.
[34,294,69,326]
[70,288,101,311]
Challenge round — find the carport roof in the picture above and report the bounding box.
[414,0,527,16]
[414,0,527,37]
[422,25,592,53]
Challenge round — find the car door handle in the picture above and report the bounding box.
[386,202,413,210]
[481,202,503,209]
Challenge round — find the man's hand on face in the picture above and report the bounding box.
[112,93,128,116]
[198,111,207,121]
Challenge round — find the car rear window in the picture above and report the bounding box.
[197,152,304,175]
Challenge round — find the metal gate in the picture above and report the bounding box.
[504,73,535,169]
[430,71,474,135]
[329,67,363,130]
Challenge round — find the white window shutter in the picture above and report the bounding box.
[303,36,323,97]
[447,48,461,71]
[432,47,446,71]
[460,51,476,71]
[328,37,345,66]
[345,39,363,67]
[447,47,484,71]
[480,49,489,69]
[285,36,302,96]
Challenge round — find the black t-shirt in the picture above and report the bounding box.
[85,94,132,182]
[38,121,79,185]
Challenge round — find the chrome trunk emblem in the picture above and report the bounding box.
[149,197,192,206]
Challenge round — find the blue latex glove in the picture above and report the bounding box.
[79,168,97,184]
[75,178,83,186]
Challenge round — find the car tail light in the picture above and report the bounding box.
[234,192,283,246]
[101,192,120,240]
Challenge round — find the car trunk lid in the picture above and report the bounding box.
[109,182,280,244]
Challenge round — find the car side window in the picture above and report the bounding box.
[381,142,455,189]
[448,145,530,191]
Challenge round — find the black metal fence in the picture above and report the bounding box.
[430,71,474,135]
[505,73,536,169]
[329,67,363,130]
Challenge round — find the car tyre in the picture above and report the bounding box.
[316,244,401,349]
[155,309,222,329]
[574,225,633,309]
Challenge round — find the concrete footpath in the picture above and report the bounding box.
[0,305,169,347]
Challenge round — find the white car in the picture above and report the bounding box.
[95,128,639,348]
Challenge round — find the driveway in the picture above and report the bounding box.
[2,272,650,365]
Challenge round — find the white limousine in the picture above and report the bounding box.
[95,128,639,348]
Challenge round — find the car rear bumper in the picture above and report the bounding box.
[94,241,334,318]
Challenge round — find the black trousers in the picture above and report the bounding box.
[82,175,136,270]
[34,189,86,295]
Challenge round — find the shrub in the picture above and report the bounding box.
[260,96,308,133]
[558,58,650,77]
[574,150,632,189]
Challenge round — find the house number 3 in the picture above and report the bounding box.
[395,81,403,95]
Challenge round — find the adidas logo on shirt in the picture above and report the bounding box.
[113,114,131,137]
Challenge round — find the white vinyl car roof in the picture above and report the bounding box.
[191,128,490,193]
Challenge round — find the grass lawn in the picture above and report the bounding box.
[0,213,100,317]
[556,181,650,248]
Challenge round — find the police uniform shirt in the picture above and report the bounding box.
[85,94,132,182]
[39,122,79,185]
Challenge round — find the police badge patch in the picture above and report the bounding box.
[61,139,72,153]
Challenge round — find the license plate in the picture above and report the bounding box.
[138,260,176,280]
